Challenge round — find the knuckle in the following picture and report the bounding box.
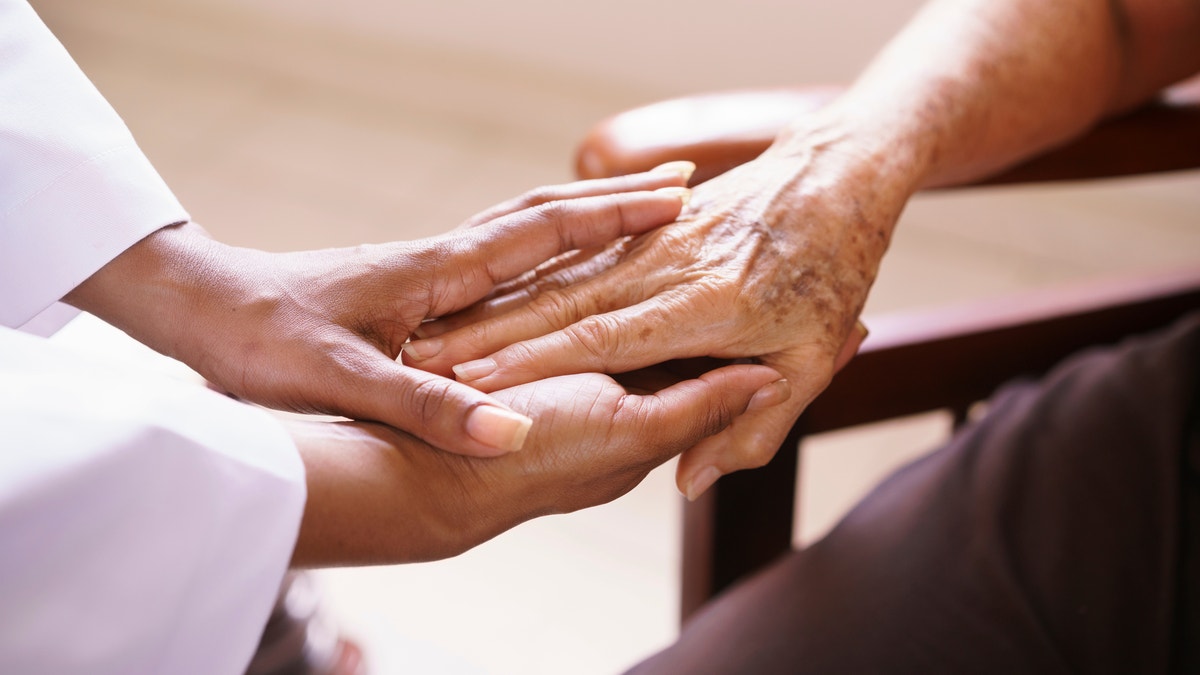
[695,392,735,439]
[462,319,494,348]
[528,288,581,327]
[574,194,628,244]
[654,224,694,251]
[519,279,548,304]
[498,340,543,373]
[529,199,568,225]
[521,185,557,208]
[542,197,613,250]
[609,193,634,226]
[740,435,779,469]
[565,314,620,363]
[404,376,457,429]
[527,201,576,250]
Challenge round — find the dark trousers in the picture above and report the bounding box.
[632,314,1200,674]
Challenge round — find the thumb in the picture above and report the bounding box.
[833,320,869,373]
[674,341,851,500]
[623,364,787,464]
[674,396,801,502]
[342,359,533,457]
[426,189,689,317]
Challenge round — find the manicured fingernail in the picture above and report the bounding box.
[650,160,696,183]
[453,358,497,382]
[401,339,442,361]
[855,320,870,339]
[746,379,791,412]
[684,466,721,502]
[466,405,532,452]
[655,186,691,206]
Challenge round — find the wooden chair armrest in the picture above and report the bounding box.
[809,266,1200,431]
[681,266,1200,622]
[575,86,841,185]
[577,77,1200,186]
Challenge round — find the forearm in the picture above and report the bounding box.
[287,364,780,566]
[287,420,516,567]
[771,0,1200,192]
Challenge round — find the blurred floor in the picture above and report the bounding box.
[32,0,1200,673]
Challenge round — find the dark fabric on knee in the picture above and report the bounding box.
[630,314,1200,675]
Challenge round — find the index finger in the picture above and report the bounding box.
[617,363,786,462]
[457,162,695,229]
[437,295,713,392]
[426,189,688,316]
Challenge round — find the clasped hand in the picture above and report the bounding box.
[68,169,760,458]
[405,140,910,499]
[63,166,803,563]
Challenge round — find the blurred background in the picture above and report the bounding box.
[34,0,1200,672]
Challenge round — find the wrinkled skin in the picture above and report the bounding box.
[406,125,911,496]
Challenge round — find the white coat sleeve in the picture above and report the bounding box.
[0,325,306,675]
[0,0,189,329]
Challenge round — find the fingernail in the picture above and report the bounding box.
[746,379,791,412]
[411,323,430,339]
[466,405,532,452]
[453,357,497,382]
[401,338,442,361]
[684,466,721,502]
[834,320,869,374]
[655,186,692,206]
[650,160,696,183]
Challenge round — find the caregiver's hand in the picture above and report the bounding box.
[289,360,787,566]
[405,121,916,492]
[64,170,691,457]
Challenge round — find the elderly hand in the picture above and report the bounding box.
[64,170,691,457]
[289,360,787,566]
[404,126,916,495]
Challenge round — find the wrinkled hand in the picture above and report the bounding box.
[405,141,911,494]
[65,170,691,457]
[289,360,787,566]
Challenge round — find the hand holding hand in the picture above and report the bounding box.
[405,129,911,494]
[65,170,691,456]
[288,360,787,566]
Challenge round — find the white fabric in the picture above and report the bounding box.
[0,325,305,675]
[0,0,189,329]
[0,3,309,674]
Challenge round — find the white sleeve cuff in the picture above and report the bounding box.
[0,0,189,328]
[0,143,189,328]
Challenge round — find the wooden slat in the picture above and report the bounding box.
[576,80,1200,187]
[805,267,1200,433]
[679,266,1200,622]
[681,420,804,623]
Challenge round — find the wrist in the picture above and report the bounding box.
[288,419,517,567]
[63,222,250,362]
[764,102,933,200]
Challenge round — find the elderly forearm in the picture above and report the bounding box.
[771,0,1200,190]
